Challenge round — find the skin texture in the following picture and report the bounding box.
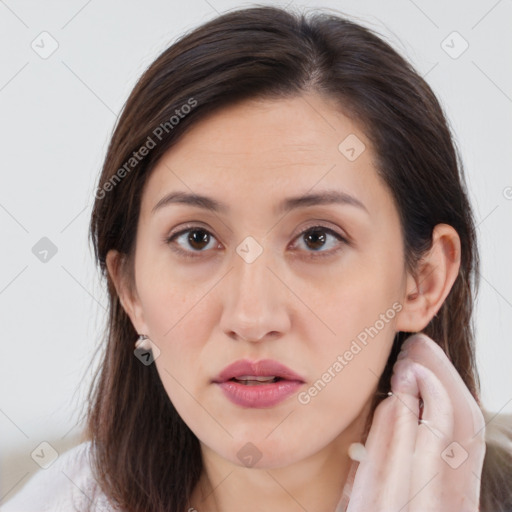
[106,92,483,511]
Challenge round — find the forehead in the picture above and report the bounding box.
[163,94,366,165]
[141,93,391,220]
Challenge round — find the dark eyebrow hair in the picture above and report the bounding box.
[151,190,369,216]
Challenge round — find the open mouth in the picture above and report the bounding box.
[229,376,284,385]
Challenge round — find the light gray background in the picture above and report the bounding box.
[1,0,511,503]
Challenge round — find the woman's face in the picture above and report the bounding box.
[117,93,412,468]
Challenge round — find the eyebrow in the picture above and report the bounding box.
[151,190,369,216]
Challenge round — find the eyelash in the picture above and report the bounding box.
[164,223,348,260]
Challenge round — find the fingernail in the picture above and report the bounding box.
[348,442,367,462]
[403,332,431,350]
[391,365,418,396]
[397,348,408,360]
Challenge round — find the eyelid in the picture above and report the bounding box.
[166,221,218,243]
[292,220,349,242]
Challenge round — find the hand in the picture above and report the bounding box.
[346,333,486,512]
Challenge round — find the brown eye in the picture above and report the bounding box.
[185,229,211,251]
[165,227,219,258]
[303,228,328,251]
[292,226,347,257]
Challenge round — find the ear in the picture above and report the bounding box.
[395,223,461,332]
[105,249,149,335]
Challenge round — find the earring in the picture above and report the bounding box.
[135,334,152,350]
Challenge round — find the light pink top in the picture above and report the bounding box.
[0,441,117,512]
[1,441,357,511]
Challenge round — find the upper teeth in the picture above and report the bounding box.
[235,375,277,381]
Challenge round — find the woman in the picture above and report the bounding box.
[2,5,511,512]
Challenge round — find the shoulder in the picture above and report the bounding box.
[0,440,119,512]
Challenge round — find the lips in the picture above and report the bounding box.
[212,359,305,384]
[213,359,306,408]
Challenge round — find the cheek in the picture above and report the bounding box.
[136,258,194,332]
[306,274,400,406]
[145,284,214,379]
[315,276,399,350]
[294,317,395,448]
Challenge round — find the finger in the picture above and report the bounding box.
[401,333,486,442]
[348,366,420,511]
[400,334,485,510]
[392,358,453,512]
[392,357,453,441]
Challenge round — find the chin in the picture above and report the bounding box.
[231,451,299,470]
[221,438,313,470]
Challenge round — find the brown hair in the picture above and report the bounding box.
[80,5,512,511]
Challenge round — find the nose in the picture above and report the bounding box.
[219,244,291,344]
